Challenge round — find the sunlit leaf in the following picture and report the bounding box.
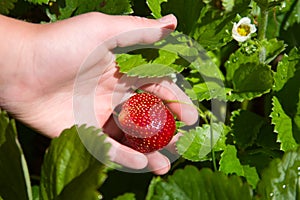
[40,125,110,199]
[257,147,300,199]
[25,0,49,5]
[219,145,260,188]
[54,0,132,20]
[146,0,167,18]
[225,39,285,82]
[0,111,32,200]
[270,96,298,151]
[191,0,251,49]
[117,54,147,74]
[126,64,176,78]
[113,193,136,200]
[226,89,271,102]
[274,48,300,92]
[176,123,226,161]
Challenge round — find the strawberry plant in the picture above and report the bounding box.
[1,0,300,199]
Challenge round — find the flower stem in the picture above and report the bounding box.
[258,7,269,40]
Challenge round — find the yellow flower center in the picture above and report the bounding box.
[237,24,251,36]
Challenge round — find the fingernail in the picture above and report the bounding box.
[158,14,175,24]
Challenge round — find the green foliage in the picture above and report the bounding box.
[0,111,31,200]
[219,145,260,189]
[231,110,266,149]
[256,147,300,199]
[176,123,226,161]
[270,96,298,151]
[146,0,167,18]
[0,0,17,14]
[146,165,253,200]
[113,193,136,200]
[273,48,300,91]
[0,111,110,200]
[40,125,110,199]
[48,0,133,20]
[25,0,49,5]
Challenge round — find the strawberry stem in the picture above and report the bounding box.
[134,88,145,94]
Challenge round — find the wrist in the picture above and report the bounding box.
[0,15,38,107]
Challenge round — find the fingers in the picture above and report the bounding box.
[106,136,170,175]
[146,152,171,175]
[106,136,149,169]
[103,14,177,49]
[141,79,199,126]
[164,132,183,154]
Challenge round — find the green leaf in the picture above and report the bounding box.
[282,0,300,30]
[152,49,179,66]
[226,89,271,102]
[117,50,181,78]
[0,0,17,14]
[256,123,280,150]
[126,63,175,78]
[223,39,286,101]
[146,0,167,18]
[242,165,260,190]
[185,53,227,101]
[225,39,285,82]
[191,0,251,50]
[219,145,259,189]
[160,0,205,35]
[270,96,298,151]
[32,186,39,200]
[273,47,300,144]
[25,0,49,5]
[222,0,235,12]
[145,177,161,200]
[187,82,228,101]
[176,123,226,161]
[0,111,32,200]
[274,48,300,92]
[55,163,107,200]
[113,193,136,200]
[257,147,300,199]
[98,0,133,15]
[231,110,266,149]
[219,145,244,175]
[40,125,110,200]
[55,0,132,20]
[146,165,253,200]
[117,54,147,73]
[232,63,273,93]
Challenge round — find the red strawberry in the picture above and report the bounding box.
[117,92,176,153]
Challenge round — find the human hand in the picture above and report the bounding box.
[0,12,198,174]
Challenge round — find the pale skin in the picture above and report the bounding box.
[0,12,198,175]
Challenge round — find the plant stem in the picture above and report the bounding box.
[211,126,218,171]
[258,7,269,40]
[241,99,249,110]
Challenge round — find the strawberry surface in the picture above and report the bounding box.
[118,92,176,153]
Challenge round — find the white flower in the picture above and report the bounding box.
[232,17,257,42]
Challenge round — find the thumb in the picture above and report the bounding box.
[103,14,177,49]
